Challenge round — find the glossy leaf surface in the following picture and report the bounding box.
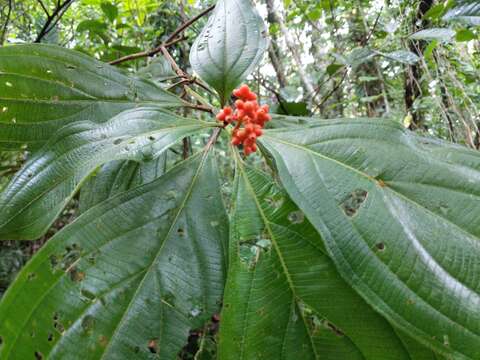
[0,44,182,150]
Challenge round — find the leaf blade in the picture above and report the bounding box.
[0,150,228,359]
[0,107,214,240]
[0,44,183,150]
[189,0,268,104]
[259,119,480,359]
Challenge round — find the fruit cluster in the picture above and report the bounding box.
[216,85,271,156]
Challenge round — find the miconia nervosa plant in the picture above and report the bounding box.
[0,0,479,359]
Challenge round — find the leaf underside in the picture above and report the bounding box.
[189,0,268,104]
[259,118,480,359]
[0,107,214,240]
[219,159,437,359]
[0,150,229,359]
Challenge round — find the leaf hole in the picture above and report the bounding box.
[148,339,159,354]
[27,272,37,281]
[177,228,185,236]
[340,189,368,217]
[0,336,3,346]
[287,210,305,224]
[376,243,386,251]
[47,333,54,342]
[34,351,43,360]
[148,136,156,141]
[113,138,124,145]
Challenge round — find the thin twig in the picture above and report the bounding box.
[36,0,50,16]
[0,0,13,45]
[35,0,75,43]
[109,4,215,66]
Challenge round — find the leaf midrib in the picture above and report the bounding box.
[99,151,210,359]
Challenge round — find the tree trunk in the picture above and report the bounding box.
[266,0,287,89]
[275,1,315,97]
[404,0,434,129]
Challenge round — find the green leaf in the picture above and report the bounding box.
[101,2,118,22]
[326,63,344,76]
[379,50,420,65]
[345,47,376,69]
[219,159,433,359]
[409,28,456,42]
[259,119,480,359]
[423,4,447,20]
[189,1,268,105]
[77,20,108,33]
[79,156,167,214]
[0,107,215,240]
[444,0,480,24]
[0,44,183,150]
[455,29,476,42]
[0,150,229,359]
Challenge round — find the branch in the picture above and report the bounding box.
[36,0,50,16]
[35,0,75,43]
[109,4,215,66]
[0,0,13,45]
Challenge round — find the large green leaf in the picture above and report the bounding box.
[0,44,183,150]
[444,1,480,24]
[0,149,229,359]
[0,107,215,240]
[409,28,456,42]
[259,119,480,359]
[79,156,167,214]
[189,0,268,104]
[218,158,435,359]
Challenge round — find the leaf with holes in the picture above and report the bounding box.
[189,0,268,105]
[0,150,228,359]
[259,119,480,359]
[0,44,183,150]
[218,160,437,360]
[0,107,215,240]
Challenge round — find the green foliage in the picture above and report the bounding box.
[0,45,182,150]
[190,0,268,105]
[0,0,479,359]
[259,119,480,359]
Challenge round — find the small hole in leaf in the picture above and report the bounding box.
[113,138,123,145]
[376,243,385,251]
[288,211,304,224]
[27,272,36,281]
[34,351,43,360]
[81,315,95,333]
[99,335,108,347]
[177,228,185,236]
[340,189,368,217]
[68,267,85,282]
[148,136,155,141]
[148,339,159,354]
[47,333,54,342]
[0,335,3,346]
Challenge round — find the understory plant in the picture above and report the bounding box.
[0,0,479,359]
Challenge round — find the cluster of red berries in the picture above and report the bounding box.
[216,85,271,156]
